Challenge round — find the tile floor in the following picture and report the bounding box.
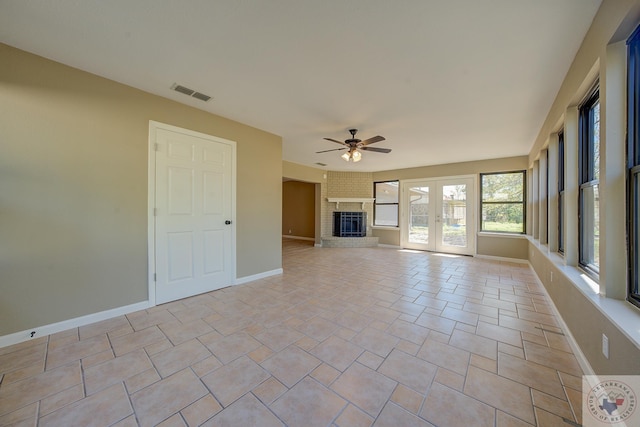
[0,240,585,426]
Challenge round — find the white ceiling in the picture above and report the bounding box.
[0,0,601,172]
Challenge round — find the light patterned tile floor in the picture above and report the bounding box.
[0,240,585,426]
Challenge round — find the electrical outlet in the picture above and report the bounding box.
[288,229,292,234]
[550,271,553,282]
[602,334,609,359]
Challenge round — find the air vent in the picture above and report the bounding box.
[315,162,327,166]
[171,83,212,102]
[192,92,212,102]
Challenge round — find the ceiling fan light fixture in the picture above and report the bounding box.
[321,129,388,162]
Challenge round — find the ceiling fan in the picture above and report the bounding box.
[317,129,391,162]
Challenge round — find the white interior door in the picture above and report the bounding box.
[151,123,235,305]
[402,176,475,255]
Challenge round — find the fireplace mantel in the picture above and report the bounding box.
[327,197,375,210]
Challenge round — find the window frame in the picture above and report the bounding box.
[578,85,600,277]
[627,25,640,308]
[558,130,565,254]
[544,149,549,243]
[373,180,399,227]
[479,170,526,234]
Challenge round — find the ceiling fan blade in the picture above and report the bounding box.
[316,147,347,153]
[323,138,347,145]
[361,146,391,153]
[360,135,385,146]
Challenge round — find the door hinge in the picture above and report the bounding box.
[154,143,160,151]
[154,208,158,216]
[153,273,157,282]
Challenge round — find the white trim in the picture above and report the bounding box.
[147,123,157,306]
[282,235,315,241]
[148,120,237,306]
[475,254,529,264]
[530,267,595,376]
[477,231,528,240]
[399,174,476,256]
[0,301,151,349]
[327,197,375,210]
[235,268,283,285]
[371,226,400,231]
[378,244,402,249]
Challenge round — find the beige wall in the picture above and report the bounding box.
[282,161,326,244]
[529,0,640,163]
[529,243,640,374]
[282,181,315,238]
[282,161,325,183]
[1,44,282,336]
[525,0,640,373]
[477,235,528,260]
[373,156,528,182]
[372,156,529,255]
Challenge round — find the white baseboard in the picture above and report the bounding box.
[314,243,322,247]
[377,244,402,249]
[235,268,283,285]
[475,254,530,264]
[282,235,315,241]
[0,300,151,349]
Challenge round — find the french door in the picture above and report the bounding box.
[401,176,475,255]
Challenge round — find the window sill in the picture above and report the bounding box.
[528,237,640,351]
[477,231,528,239]
[371,226,399,231]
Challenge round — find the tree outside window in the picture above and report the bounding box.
[480,171,526,233]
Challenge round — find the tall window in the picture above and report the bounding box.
[579,87,600,275]
[544,149,549,243]
[480,171,526,233]
[628,25,640,308]
[558,131,565,253]
[374,181,399,226]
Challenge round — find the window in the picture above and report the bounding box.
[558,131,565,253]
[480,171,526,233]
[374,181,399,226]
[628,25,640,307]
[579,86,600,275]
[544,149,549,243]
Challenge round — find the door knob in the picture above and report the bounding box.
[225,220,232,225]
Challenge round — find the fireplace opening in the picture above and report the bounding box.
[333,211,367,237]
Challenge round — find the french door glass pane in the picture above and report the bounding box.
[409,186,429,244]
[441,184,466,247]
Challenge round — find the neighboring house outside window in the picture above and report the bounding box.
[480,171,526,233]
[579,86,600,276]
[374,181,399,226]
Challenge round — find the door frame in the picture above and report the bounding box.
[400,174,476,255]
[147,120,237,306]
